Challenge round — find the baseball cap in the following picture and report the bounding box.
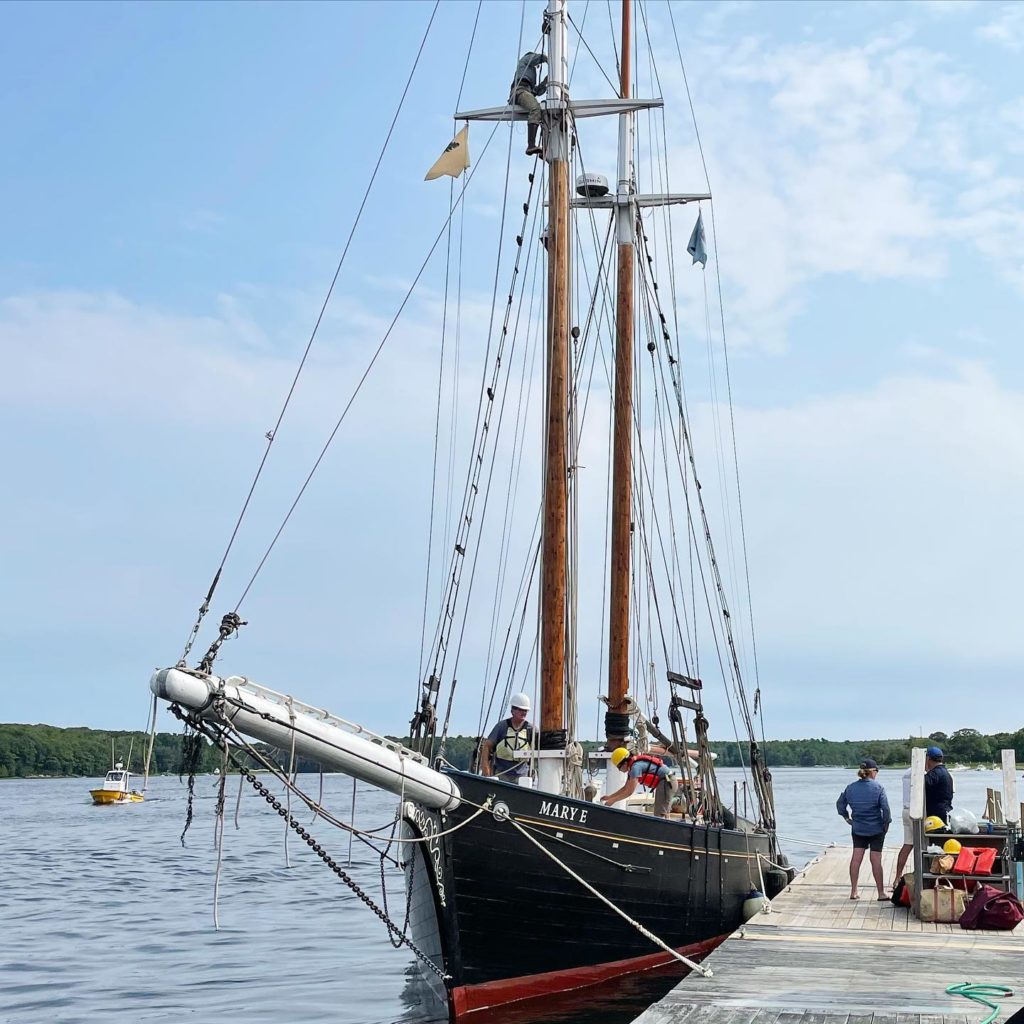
[860,758,879,770]
[926,746,944,759]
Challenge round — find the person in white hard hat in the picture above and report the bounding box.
[479,692,535,779]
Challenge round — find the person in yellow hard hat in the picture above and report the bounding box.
[601,747,677,818]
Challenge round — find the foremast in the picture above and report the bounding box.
[537,0,571,795]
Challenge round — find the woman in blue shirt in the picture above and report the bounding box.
[836,758,892,900]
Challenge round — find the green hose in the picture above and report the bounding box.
[946,982,1015,1024]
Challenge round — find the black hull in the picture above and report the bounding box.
[401,768,775,1016]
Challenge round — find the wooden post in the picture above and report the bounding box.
[909,747,926,913]
[1002,748,1019,824]
[606,0,634,738]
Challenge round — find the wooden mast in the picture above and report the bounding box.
[607,0,633,745]
[539,0,570,760]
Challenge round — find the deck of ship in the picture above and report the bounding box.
[632,845,1024,1023]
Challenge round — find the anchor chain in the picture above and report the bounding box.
[167,705,447,980]
[380,832,417,949]
[239,768,448,980]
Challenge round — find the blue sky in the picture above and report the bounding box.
[2,0,1022,742]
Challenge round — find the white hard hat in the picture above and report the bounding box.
[510,692,531,712]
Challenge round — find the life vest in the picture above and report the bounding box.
[627,754,666,791]
[494,719,532,763]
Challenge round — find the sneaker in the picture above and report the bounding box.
[526,145,542,156]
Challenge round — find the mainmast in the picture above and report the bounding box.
[453,0,686,794]
[606,0,634,749]
[538,0,571,793]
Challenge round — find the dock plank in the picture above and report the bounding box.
[631,847,1022,1024]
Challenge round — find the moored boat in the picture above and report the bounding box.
[89,761,144,805]
[147,1,792,1016]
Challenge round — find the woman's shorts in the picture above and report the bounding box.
[902,808,913,845]
[852,831,885,852]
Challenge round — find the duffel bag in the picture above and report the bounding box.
[960,884,1024,930]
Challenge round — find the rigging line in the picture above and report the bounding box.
[664,2,763,720]
[635,241,754,771]
[480,180,545,692]
[443,194,542,693]
[636,230,697,674]
[649,320,693,674]
[481,292,541,701]
[232,120,503,611]
[630,130,761,772]
[698,253,745,680]
[455,0,483,110]
[667,1,711,194]
[430,11,531,682]
[506,815,712,977]
[568,0,590,84]
[420,178,455,688]
[651,372,755,782]
[705,209,767,745]
[478,535,540,743]
[567,12,619,93]
[425,160,541,687]
[442,147,466,588]
[633,263,694,672]
[419,0,483,688]
[209,717,400,861]
[423,36,530,671]
[472,303,543,739]
[178,0,441,659]
[606,0,621,81]
[636,220,700,676]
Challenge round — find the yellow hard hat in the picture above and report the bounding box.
[943,839,962,854]
[610,747,630,767]
[924,815,945,832]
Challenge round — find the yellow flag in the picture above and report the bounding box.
[425,125,470,181]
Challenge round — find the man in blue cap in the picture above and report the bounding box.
[924,745,954,823]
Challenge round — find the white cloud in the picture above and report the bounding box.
[626,13,1022,352]
[732,359,1024,666]
[977,4,1024,50]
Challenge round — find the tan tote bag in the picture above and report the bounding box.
[917,878,966,923]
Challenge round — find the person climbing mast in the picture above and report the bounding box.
[509,51,548,156]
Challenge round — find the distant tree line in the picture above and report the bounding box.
[2,723,1021,779]
[388,728,1024,772]
[709,727,1024,768]
[0,724,225,778]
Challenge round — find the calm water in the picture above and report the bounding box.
[0,766,1007,1024]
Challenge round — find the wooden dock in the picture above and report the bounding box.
[633,846,1024,1023]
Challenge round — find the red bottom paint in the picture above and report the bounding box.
[450,934,726,1017]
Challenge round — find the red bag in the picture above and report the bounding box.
[973,847,997,874]
[952,848,979,874]
[960,884,1024,930]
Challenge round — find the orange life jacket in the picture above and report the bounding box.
[627,754,666,791]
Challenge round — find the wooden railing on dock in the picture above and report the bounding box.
[632,846,1023,1023]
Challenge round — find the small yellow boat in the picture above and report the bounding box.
[90,762,145,805]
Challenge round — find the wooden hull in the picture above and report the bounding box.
[401,768,778,1018]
